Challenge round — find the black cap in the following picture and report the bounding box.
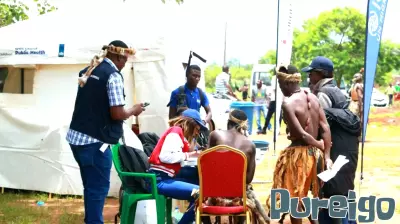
[301,56,334,72]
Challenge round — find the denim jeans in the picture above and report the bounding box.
[70,142,112,224]
[149,170,199,224]
[318,208,357,224]
[254,104,267,131]
[175,166,199,185]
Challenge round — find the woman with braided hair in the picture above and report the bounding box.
[148,109,208,224]
[266,65,332,224]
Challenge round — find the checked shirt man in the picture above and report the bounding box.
[66,40,145,224]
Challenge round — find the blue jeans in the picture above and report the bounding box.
[318,208,357,224]
[175,166,199,185]
[70,142,112,224]
[150,170,199,224]
[254,104,267,131]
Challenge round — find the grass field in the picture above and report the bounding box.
[0,105,399,223]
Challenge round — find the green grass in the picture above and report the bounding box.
[0,192,85,224]
[251,134,400,222]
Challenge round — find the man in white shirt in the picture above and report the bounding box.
[215,65,238,99]
[252,80,269,134]
[263,75,282,134]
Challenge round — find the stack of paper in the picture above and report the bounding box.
[317,155,349,182]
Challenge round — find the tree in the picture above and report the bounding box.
[259,50,276,65]
[375,41,400,85]
[0,0,57,27]
[204,60,253,92]
[292,7,366,86]
[261,7,400,86]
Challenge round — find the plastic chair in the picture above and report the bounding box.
[195,145,251,223]
[111,143,172,224]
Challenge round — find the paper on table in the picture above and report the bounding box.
[317,155,349,182]
[186,157,198,162]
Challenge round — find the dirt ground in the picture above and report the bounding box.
[1,106,399,224]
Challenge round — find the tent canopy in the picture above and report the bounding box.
[0,0,179,65]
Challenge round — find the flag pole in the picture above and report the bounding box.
[223,22,227,65]
[360,0,370,195]
[360,0,389,195]
[273,0,281,157]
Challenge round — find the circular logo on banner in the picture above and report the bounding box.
[368,11,379,37]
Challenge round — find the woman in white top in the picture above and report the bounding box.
[148,109,207,224]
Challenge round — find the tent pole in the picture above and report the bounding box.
[1,187,4,194]
[20,68,25,94]
[131,63,139,127]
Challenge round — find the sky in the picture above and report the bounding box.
[27,0,399,65]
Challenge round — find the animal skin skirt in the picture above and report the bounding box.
[266,145,322,211]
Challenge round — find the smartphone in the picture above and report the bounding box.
[143,102,150,107]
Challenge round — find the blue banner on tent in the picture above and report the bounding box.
[362,0,388,143]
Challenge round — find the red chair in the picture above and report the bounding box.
[196,145,251,223]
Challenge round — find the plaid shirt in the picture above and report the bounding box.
[66,58,125,145]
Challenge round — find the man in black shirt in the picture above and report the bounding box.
[302,56,360,224]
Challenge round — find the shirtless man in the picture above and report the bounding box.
[207,109,270,224]
[208,109,256,184]
[267,65,332,224]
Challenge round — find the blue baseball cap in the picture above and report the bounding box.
[181,109,208,131]
[301,56,334,72]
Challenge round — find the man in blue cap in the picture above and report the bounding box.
[302,56,347,109]
[302,56,359,224]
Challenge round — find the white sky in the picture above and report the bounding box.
[28,0,399,64]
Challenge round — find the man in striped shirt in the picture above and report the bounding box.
[215,65,238,99]
[66,40,145,224]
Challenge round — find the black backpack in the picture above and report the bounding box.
[176,85,205,110]
[137,132,160,157]
[115,136,150,224]
[176,86,211,147]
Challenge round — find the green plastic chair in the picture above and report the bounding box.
[111,143,172,224]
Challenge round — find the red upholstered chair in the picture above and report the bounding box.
[196,145,251,223]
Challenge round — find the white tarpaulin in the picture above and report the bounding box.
[0,2,236,222]
[0,0,185,198]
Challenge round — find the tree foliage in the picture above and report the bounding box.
[0,0,57,27]
[288,7,400,86]
[259,50,276,65]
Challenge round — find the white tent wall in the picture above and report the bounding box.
[0,0,231,212]
[0,54,177,195]
[0,61,165,222]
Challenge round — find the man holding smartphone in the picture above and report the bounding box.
[67,40,146,224]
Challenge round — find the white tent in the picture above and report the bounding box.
[0,0,189,198]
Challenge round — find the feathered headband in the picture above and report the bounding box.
[276,64,302,83]
[78,45,136,87]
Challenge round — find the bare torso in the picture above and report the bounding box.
[283,90,321,147]
[208,130,256,184]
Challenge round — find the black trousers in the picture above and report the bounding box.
[263,101,283,130]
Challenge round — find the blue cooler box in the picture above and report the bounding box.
[252,140,269,151]
[230,101,255,134]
